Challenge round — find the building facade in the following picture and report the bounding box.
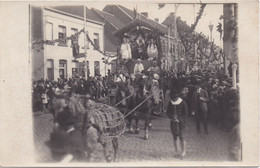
[31,6,110,81]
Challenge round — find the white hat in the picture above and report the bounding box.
[153,73,160,80]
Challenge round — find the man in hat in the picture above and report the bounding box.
[167,89,188,158]
[49,109,85,162]
[134,59,144,76]
[148,61,160,76]
[191,81,209,134]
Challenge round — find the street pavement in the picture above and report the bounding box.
[33,110,230,163]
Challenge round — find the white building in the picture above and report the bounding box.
[31,6,111,81]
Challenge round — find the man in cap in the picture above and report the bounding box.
[191,81,209,134]
[167,89,188,158]
[134,59,144,76]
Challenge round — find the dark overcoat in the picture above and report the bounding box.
[191,88,209,118]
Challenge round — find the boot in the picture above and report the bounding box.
[144,129,149,140]
[180,140,186,158]
[135,128,140,134]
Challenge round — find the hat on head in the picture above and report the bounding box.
[153,73,160,80]
[170,89,180,99]
[196,79,202,86]
[56,109,75,127]
[222,81,231,87]
[137,58,142,62]
[123,33,130,38]
[212,84,218,89]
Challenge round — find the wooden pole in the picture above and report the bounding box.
[84,5,88,80]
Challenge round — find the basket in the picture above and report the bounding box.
[87,101,126,137]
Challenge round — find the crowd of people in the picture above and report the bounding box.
[33,66,239,131]
[32,62,240,161]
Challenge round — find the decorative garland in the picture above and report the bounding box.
[190,4,206,32]
[31,27,117,65]
[176,4,222,67]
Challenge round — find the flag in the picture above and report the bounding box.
[158,3,165,9]
[216,22,223,41]
[133,7,137,19]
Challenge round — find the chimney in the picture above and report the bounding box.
[141,12,148,17]
[154,18,159,22]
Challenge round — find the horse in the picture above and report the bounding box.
[124,79,140,134]
[51,92,119,162]
[131,77,160,140]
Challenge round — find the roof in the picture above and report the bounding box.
[48,6,104,24]
[105,5,174,37]
[104,34,118,53]
[91,8,125,30]
[117,5,168,32]
[162,13,192,39]
[114,19,165,37]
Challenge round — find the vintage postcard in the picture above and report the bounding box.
[0,0,259,167]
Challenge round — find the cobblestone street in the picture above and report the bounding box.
[33,111,229,163]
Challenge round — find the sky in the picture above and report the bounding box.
[87,2,223,47]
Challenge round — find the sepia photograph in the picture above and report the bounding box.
[0,0,259,166]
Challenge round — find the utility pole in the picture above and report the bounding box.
[84,5,88,80]
[193,4,197,69]
[174,4,178,74]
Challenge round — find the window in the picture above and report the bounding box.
[71,61,78,78]
[46,22,53,41]
[47,59,54,80]
[59,60,67,79]
[93,33,99,50]
[162,40,166,54]
[58,25,67,45]
[94,61,100,76]
[78,61,89,77]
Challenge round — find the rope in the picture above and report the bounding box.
[120,105,182,122]
[124,94,153,118]
[114,91,136,107]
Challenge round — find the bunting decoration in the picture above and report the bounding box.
[176,3,222,68]
[31,27,117,65]
[190,4,206,32]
